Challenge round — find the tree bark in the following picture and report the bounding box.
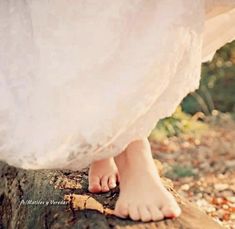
[0,161,223,229]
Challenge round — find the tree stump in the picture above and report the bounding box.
[0,161,223,229]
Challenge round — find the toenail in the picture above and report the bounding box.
[110,182,116,188]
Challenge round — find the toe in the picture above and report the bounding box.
[101,175,110,192]
[129,205,140,221]
[139,206,152,222]
[161,204,181,218]
[88,176,101,193]
[108,174,117,189]
[114,203,129,218]
[148,205,164,221]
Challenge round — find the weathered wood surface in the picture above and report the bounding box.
[0,161,223,229]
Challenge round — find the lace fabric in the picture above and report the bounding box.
[0,0,234,170]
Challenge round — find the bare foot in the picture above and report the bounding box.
[114,138,181,222]
[88,157,119,193]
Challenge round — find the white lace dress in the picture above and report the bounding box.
[0,0,235,170]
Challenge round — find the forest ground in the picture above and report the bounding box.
[150,113,235,229]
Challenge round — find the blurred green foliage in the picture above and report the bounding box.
[152,40,235,139]
[150,107,206,139]
[165,164,195,180]
[182,40,235,115]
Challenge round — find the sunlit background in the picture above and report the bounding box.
[149,40,235,228]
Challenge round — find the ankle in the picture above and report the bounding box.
[114,150,129,170]
[92,157,112,165]
[125,139,154,164]
[114,138,159,177]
